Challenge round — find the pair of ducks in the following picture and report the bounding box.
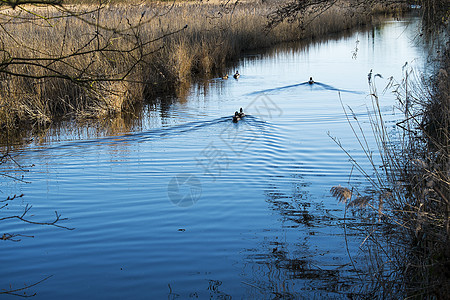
[222,71,240,80]
[232,108,245,123]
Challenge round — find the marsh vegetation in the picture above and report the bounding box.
[329,24,449,300]
[0,0,404,128]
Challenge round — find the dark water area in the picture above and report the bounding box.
[1,17,428,298]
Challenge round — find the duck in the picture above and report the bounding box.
[233,71,240,79]
[238,107,245,118]
[308,77,314,84]
[222,74,228,79]
[232,111,241,123]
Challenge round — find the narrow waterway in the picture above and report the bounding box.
[1,17,426,299]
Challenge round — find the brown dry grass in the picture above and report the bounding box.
[0,0,395,127]
[330,45,449,298]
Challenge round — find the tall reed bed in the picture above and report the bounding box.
[331,47,449,297]
[0,0,385,127]
[329,0,449,296]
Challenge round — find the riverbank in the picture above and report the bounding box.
[331,37,449,298]
[0,0,406,129]
[401,46,449,298]
[383,46,449,298]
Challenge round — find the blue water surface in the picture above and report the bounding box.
[0,17,427,299]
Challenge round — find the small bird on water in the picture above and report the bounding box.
[233,71,240,79]
[308,77,314,84]
[232,111,241,123]
[238,107,245,118]
[232,108,245,122]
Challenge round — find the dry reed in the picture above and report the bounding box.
[330,45,449,298]
[0,0,393,127]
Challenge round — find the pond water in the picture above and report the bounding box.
[1,17,427,299]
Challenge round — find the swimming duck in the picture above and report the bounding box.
[233,71,240,79]
[238,107,245,118]
[222,74,228,79]
[308,77,314,84]
[232,111,241,123]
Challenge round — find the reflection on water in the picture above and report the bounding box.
[0,17,427,298]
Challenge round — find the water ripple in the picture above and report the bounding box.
[245,81,364,96]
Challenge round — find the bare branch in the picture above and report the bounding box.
[1,0,62,9]
[0,204,75,230]
[0,275,53,297]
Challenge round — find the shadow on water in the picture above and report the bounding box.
[168,280,232,300]
[245,81,364,96]
[238,173,361,298]
[0,82,193,150]
[26,114,267,154]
